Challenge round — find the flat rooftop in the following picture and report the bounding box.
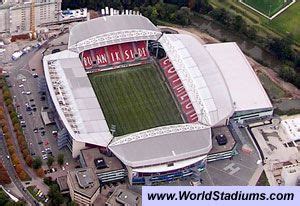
[56,175,69,192]
[80,148,123,173]
[106,186,142,206]
[209,126,236,154]
[68,168,99,198]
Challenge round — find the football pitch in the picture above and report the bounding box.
[89,64,183,137]
[242,0,293,17]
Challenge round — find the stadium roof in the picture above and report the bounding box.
[159,34,234,127]
[108,123,212,168]
[68,15,162,53]
[43,50,113,147]
[204,42,273,112]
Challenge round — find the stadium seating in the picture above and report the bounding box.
[135,41,148,59]
[80,41,149,69]
[81,50,93,69]
[159,57,198,123]
[93,47,109,66]
[107,44,123,64]
[120,42,135,61]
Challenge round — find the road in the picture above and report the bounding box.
[0,132,37,206]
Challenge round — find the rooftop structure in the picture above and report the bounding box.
[43,50,113,155]
[109,123,211,168]
[68,15,162,53]
[159,34,234,126]
[56,175,69,194]
[204,42,272,113]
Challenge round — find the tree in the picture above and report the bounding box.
[0,163,11,184]
[48,184,64,206]
[32,157,42,169]
[36,168,44,178]
[174,7,191,26]
[279,65,296,83]
[25,155,33,167]
[57,154,64,166]
[269,36,294,60]
[47,156,54,167]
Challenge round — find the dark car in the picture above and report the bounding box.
[38,141,43,145]
[216,134,227,146]
[51,48,61,54]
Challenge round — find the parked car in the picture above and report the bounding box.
[216,134,228,146]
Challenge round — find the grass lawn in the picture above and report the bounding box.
[242,0,293,17]
[257,72,288,100]
[256,171,270,186]
[89,64,183,136]
[265,1,300,43]
[208,0,300,45]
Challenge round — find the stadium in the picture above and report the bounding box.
[43,15,273,185]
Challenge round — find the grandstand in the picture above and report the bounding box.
[43,14,273,185]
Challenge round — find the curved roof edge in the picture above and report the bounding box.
[108,123,212,168]
[68,15,162,53]
[159,34,234,126]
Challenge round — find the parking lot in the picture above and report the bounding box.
[1,39,75,169]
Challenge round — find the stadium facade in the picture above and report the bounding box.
[43,15,273,185]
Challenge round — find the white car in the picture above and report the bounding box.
[26,91,31,95]
[6,155,10,159]
[21,91,25,94]
[18,84,24,88]
[62,166,65,171]
[42,154,48,160]
[21,78,26,82]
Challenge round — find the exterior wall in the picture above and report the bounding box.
[232,108,273,124]
[72,139,86,158]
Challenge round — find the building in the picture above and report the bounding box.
[281,162,300,186]
[67,168,100,205]
[105,186,142,206]
[56,175,69,194]
[281,115,300,141]
[0,0,61,34]
[43,15,273,185]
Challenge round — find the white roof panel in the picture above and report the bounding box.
[159,34,234,126]
[43,50,113,147]
[204,42,272,111]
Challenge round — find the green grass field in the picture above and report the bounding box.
[242,0,292,17]
[208,0,300,45]
[89,64,183,137]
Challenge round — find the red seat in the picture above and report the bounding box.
[120,42,135,61]
[135,41,148,59]
[81,50,93,69]
[107,44,123,64]
[187,112,198,123]
[93,47,109,66]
